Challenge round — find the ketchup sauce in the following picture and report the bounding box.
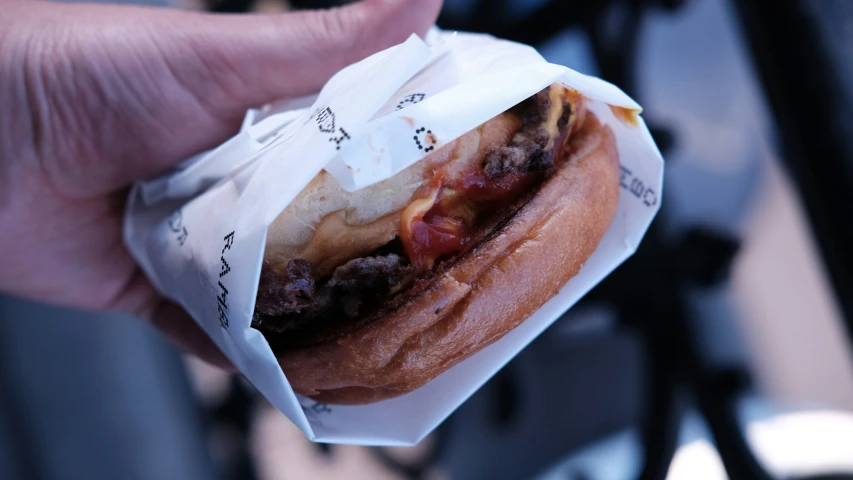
[401,96,577,271]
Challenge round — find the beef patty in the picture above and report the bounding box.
[253,86,573,350]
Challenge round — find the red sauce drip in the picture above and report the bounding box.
[406,210,470,269]
[402,167,542,270]
[402,113,574,270]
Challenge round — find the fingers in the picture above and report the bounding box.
[116,273,236,372]
[70,0,444,118]
[21,0,443,192]
[185,0,445,106]
[148,301,238,373]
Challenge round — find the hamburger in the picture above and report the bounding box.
[252,83,620,404]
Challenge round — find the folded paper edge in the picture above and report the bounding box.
[121,27,665,447]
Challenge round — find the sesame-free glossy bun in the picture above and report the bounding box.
[275,112,620,404]
[263,112,520,276]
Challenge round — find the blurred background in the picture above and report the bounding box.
[3,0,853,478]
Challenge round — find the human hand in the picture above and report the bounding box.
[0,0,443,369]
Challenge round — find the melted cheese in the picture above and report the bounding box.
[399,83,582,268]
[609,105,640,127]
[400,187,440,242]
[544,85,567,151]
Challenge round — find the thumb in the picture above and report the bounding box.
[166,0,445,113]
[130,0,443,173]
[17,0,442,192]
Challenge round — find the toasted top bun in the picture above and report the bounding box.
[264,113,521,276]
[275,112,620,404]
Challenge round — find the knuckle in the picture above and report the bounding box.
[304,7,366,56]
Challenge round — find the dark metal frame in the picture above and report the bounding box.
[731,0,853,348]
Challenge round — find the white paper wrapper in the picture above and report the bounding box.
[124,29,664,446]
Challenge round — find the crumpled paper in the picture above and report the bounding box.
[123,28,663,446]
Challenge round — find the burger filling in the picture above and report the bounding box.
[253,85,582,349]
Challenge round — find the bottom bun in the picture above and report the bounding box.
[276,113,620,405]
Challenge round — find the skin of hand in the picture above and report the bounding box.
[0,0,443,370]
